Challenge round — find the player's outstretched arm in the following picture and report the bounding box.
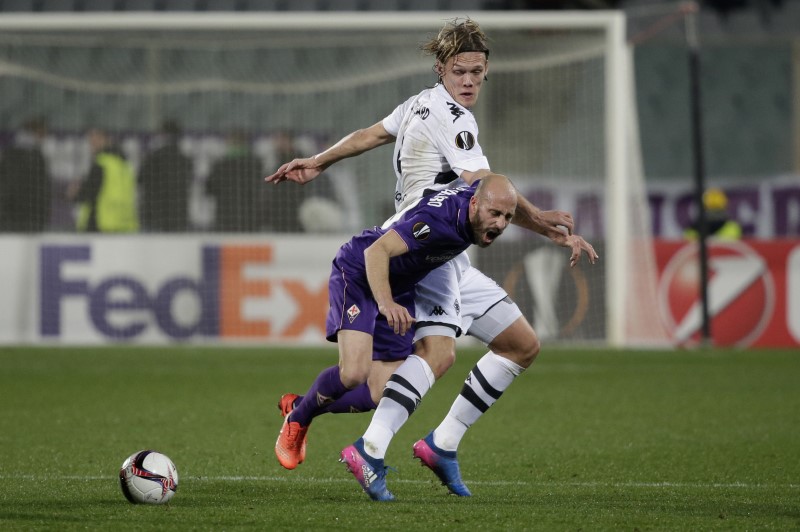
[512,193,599,267]
[265,121,395,185]
[264,156,322,186]
[511,194,572,237]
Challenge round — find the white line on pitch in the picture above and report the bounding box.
[0,474,797,490]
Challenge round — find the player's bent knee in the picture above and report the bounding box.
[337,330,375,388]
[413,336,456,379]
[339,365,370,389]
[490,318,540,369]
[518,332,540,367]
[500,336,539,369]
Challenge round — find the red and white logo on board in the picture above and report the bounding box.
[657,241,775,347]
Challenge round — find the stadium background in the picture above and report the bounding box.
[0,4,798,531]
[0,0,798,348]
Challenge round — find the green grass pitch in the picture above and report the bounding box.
[1,346,798,530]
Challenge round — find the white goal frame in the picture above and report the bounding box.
[0,11,631,347]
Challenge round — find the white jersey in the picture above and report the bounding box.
[382,84,489,213]
[382,85,520,344]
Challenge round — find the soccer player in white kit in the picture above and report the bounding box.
[266,18,598,501]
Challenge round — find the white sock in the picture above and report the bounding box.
[362,355,435,459]
[432,352,524,452]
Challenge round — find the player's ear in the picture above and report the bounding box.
[469,195,478,213]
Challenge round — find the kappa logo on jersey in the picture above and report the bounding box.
[658,241,775,347]
[412,222,431,240]
[347,304,361,323]
[454,299,460,316]
[455,131,475,150]
[430,306,446,316]
[447,102,464,122]
[414,105,430,120]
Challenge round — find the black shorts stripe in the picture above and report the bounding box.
[382,387,418,416]
[415,321,462,337]
[460,383,490,413]
[388,374,420,398]
[472,367,502,399]
[472,296,514,322]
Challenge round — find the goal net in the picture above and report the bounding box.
[0,12,666,347]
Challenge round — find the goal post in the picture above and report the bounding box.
[0,11,665,347]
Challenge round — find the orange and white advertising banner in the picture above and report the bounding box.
[0,235,344,345]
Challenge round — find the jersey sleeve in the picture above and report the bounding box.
[390,202,460,256]
[429,102,489,175]
[382,94,417,137]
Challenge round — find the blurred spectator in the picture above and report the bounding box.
[68,128,139,233]
[206,130,264,232]
[138,120,193,232]
[0,118,51,232]
[265,130,342,233]
[684,187,742,240]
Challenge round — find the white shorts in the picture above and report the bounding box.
[413,252,523,345]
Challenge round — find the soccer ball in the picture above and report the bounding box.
[119,450,179,505]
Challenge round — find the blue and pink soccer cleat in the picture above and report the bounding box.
[412,432,472,496]
[340,438,395,502]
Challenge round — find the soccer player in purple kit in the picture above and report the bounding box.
[267,18,598,500]
[275,175,517,476]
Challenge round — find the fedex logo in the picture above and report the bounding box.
[39,244,328,341]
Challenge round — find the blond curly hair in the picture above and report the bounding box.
[421,18,490,69]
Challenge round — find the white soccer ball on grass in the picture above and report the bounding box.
[119,450,179,505]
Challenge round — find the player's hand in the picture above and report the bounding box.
[539,209,574,237]
[264,157,322,185]
[563,234,599,267]
[379,302,416,336]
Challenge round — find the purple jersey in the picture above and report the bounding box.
[325,181,478,343]
[335,182,477,294]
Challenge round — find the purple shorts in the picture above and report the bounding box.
[326,261,414,362]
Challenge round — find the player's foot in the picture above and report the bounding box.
[413,432,472,496]
[277,393,300,417]
[275,415,308,470]
[276,394,306,464]
[339,438,395,502]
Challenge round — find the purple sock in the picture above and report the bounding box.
[290,366,349,426]
[295,382,377,417]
